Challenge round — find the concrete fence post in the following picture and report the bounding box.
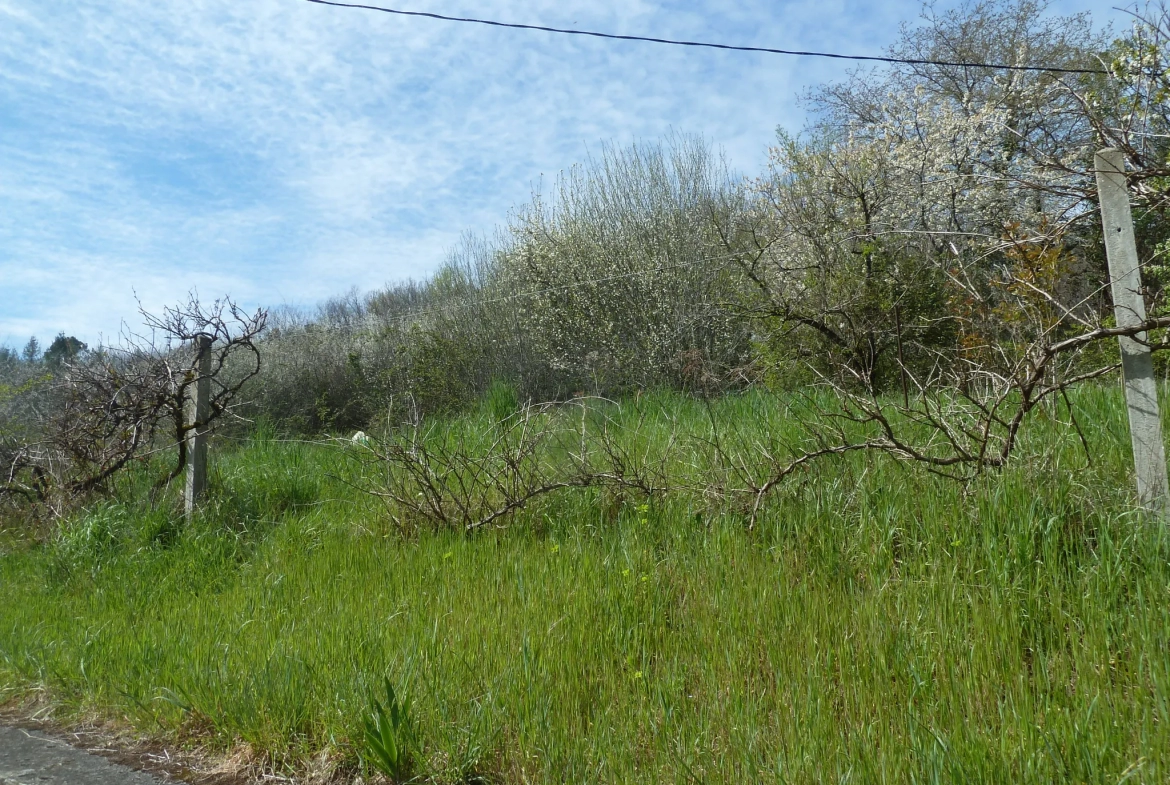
[184,333,212,520]
[1095,148,1168,515]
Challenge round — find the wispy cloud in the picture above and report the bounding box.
[0,0,1122,346]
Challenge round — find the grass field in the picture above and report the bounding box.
[1,387,1168,783]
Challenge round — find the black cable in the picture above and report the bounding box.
[304,0,1108,75]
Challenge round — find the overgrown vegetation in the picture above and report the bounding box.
[1,295,265,512]
[3,1,1170,782]
[1,388,1168,783]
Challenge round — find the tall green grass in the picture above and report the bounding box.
[0,387,1167,783]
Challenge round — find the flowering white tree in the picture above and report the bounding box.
[497,136,752,395]
[723,0,1170,483]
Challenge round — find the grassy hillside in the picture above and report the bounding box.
[1,387,1168,783]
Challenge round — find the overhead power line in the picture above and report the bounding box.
[304,0,1108,75]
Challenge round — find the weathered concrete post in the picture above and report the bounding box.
[184,333,212,520]
[1095,148,1168,514]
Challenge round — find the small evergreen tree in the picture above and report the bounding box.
[21,337,40,364]
[43,334,87,369]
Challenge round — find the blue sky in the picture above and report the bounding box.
[0,0,1125,347]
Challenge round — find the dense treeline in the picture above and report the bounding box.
[238,0,1170,432]
[252,136,753,431]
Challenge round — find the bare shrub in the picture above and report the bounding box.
[0,295,266,508]
[348,398,673,533]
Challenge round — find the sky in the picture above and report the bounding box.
[0,0,1129,348]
